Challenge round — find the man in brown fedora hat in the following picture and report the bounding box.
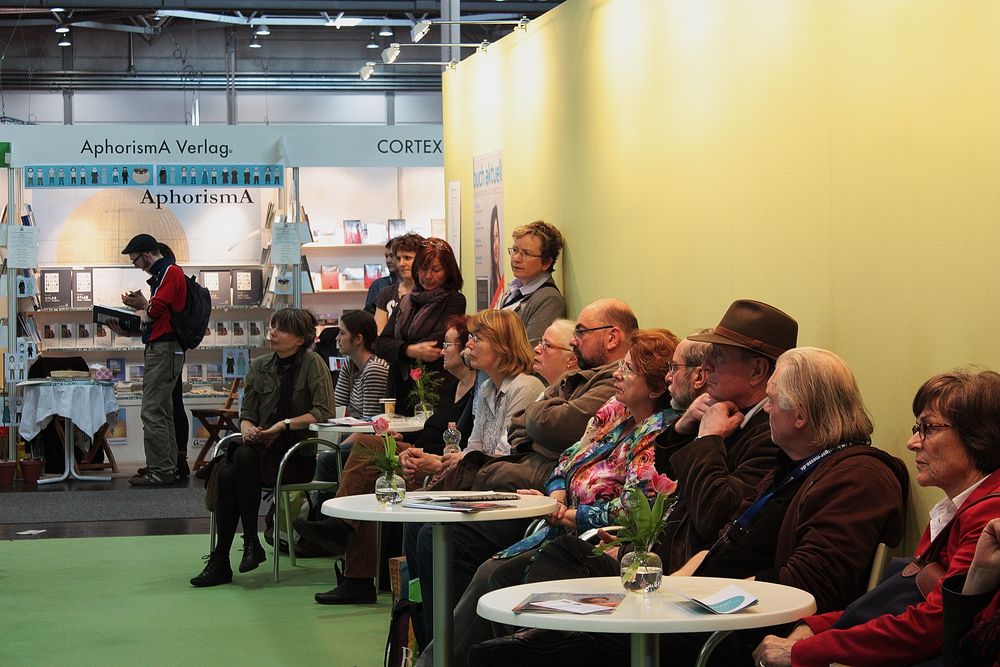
[654,298,798,571]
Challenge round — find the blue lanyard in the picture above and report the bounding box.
[731,442,851,531]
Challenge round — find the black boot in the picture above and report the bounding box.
[176,453,190,480]
[190,551,233,587]
[314,576,377,605]
[239,535,267,573]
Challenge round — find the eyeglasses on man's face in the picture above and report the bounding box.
[911,422,953,441]
[572,324,613,339]
[507,246,543,259]
[667,362,695,374]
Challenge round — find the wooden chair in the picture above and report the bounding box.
[191,378,241,472]
[54,421,119,473]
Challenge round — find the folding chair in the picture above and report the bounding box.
[191,379,241,472]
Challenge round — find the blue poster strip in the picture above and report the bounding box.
[24,163,284,189]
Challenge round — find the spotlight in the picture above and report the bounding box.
[57,32,71,47]
[50,7,65,13]
[381,43,401,64]
[411,19,431,43]
[55,25,70,34]
[366,32,379,49]
[254,24,270,37]
[359,62,376,81]
[249,36,262,49]
[379,24,393,37]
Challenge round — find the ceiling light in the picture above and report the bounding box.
[411,20,432,43]
[383,41,489,64]
[379,25,393,37]
[54,25,70,34]
[326,12,363,29]
[366,32,379,49]
[249,36,262,49]
[57,33,71,47]
[382,43,401,64]
[50,7,65,13]
[359,62,376,81]
[254,24,270,36]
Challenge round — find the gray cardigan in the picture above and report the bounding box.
[504,275,566,344]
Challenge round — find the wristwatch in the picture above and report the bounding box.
[283,418,292,431]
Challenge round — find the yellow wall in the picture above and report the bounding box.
[443,0,1000,551]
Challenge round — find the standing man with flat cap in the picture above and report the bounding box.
[655,298,798,569]
[118,234,188,486]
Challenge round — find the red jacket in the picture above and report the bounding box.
[145,261,186,343]
[791,467,1000,667]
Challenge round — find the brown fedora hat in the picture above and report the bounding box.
[688,299,797,361]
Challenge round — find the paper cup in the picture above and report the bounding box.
[379,398,396,416]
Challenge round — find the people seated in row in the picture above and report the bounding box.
[374,233,423,332]
[754,368,1000,667]
[496,220,567,344]
[302,316,477,605]
[333,310,389,421]
[375,238,466,416]
[190,308,336,588]
[407,299,638,645]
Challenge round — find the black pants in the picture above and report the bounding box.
[213,444,263,553]
[172,376,188,455]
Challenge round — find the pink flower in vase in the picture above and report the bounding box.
[650,472,677,497]
[409,367,423,381]
[373,417,390,435]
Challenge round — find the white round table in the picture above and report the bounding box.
[322,492,557,667]
[477,576,816,667]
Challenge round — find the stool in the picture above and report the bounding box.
[54,421,119,473]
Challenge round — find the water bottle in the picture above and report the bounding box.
[442,422,462,455]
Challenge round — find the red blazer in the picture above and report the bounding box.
[791,467,1000,667]
[146,262,187,343]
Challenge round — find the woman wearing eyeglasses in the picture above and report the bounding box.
[375,237,466,415]
[532,319,579,386]
[755,369,1000,667]
[496,220,567,345]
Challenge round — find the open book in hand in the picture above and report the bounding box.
[677,584,759,614]
[512,592,624,614]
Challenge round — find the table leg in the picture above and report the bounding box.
[694,630,732,667]
[431,523,453,667]
[631,633,659,667]
[39,417,111,484]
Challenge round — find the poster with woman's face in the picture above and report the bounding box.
[472,150,504,310]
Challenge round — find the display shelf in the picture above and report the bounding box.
[304,288,369,294]
[41,344,264,353]
[29,304,271,314]
[302,243,385,250]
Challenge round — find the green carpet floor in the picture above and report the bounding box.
[0,534,392,666]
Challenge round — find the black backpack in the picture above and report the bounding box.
[170,273,212,350]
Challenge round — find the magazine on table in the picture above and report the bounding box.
[676,585,759,614]
[400,499,515,512]
[512,592,624,614]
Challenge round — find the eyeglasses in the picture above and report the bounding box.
[538,339,571,352]
[469,332,485,343]
[573,324,614,338]
[441,342,459,349]
[617,359,636,378]
[507,246,543,259]
[911,422,953,441]
[667,362,695,374]
[129,254,143,266]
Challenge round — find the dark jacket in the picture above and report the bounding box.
[654,407,779,571]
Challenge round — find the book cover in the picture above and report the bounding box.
[201,322,216,347]
[231,268,263,306]
[388,218,407,238]
[214,320,233,347]
[72,269,94,308]
[341,266,364,287]
[321,265,340,291]
[205,363,223,381]
[58,322,76,348]
[364,263,386,288]
[106,357,126,382]
[184,363,205,382]
[42,323,58,344]
[76,322,94,348]
[248,320,265,347]
[93,305,141,334]
[93,323,111,346]
[40,269,72,308]
[231,320,249,347]
[343,219,364,244]
[126,364,145,381]
[199,270,232,306]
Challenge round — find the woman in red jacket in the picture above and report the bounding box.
[754,369,1000,667]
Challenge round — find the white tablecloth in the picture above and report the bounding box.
[19,381,118,442]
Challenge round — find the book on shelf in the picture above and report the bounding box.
[76,322,94,348]
[72,269,94,308]
[184,363,204,382]
[231,320,249,347]
[214,321,233,347]
[94,323,111,346]
[40,269,72,308]
[231,268,263,306]
[201,322,216,347]
[199,270,232,307]
[388,218,407,238]
[341,266,364,288]
[205,363,223,381]
[248,320,265,347]
[58,322,76,348]
[300,255,315,294]
[320,265,341,291]
[343,219,364,245]
[93,305,141,334]
[364,263,386,288]
[126,363,145,381]
[106,357,126,382]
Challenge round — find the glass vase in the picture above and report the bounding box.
[620,549,663,594]
[415,403,433,421]
[374,470,406,507]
